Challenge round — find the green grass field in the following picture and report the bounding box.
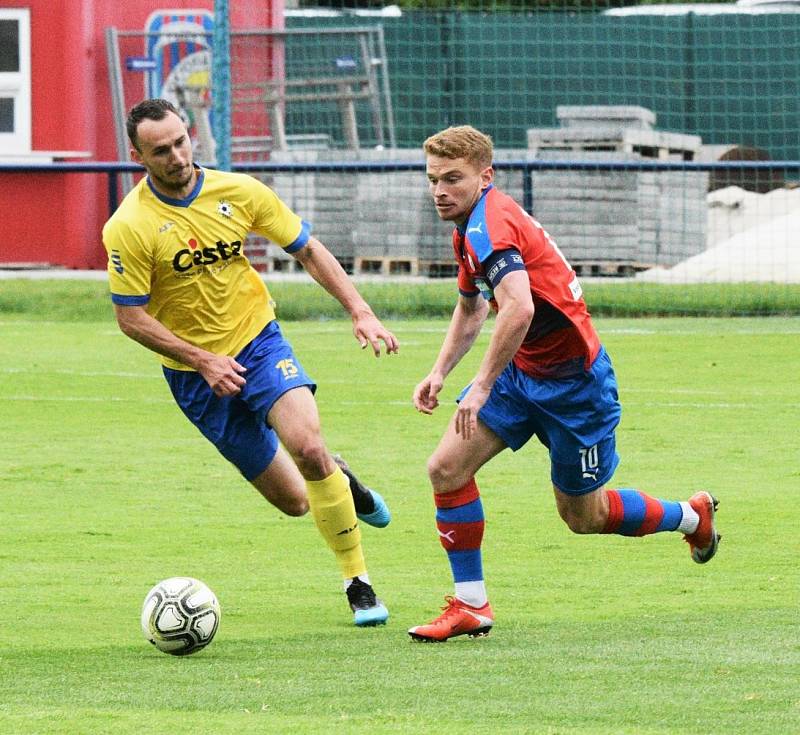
[1,294,798,733]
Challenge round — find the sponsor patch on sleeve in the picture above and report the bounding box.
[483,248,525,289]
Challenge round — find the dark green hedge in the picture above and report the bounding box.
[2,278,799,322]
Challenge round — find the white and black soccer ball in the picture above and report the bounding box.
[141,577,220,656]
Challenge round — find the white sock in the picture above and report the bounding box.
[455,581,488,608]
[343,574,370,591]
[677,501,699,534]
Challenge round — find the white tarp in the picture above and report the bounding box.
[639,186,800,283]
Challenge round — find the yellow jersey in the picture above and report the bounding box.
[102,166,308,370]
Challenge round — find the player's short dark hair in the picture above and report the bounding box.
[126,98,181,150]
[424,125,494,170]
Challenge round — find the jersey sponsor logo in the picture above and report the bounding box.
[486,257,507,283]
[172,239,243,273]
[110,249,124,274]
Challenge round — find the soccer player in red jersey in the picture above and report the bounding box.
[408,125,720,642]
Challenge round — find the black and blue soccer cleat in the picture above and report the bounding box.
[346,577,389,627]
[333,454,391,528]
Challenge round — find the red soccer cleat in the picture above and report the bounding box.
[408,596,494,642]
[684,491,721,564]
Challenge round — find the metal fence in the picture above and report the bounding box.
[2,158,798,284]
[106,25,395,166]
[94,7,800,286]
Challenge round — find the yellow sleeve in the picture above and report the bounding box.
[246,176,309,252]
[102,217,154,305]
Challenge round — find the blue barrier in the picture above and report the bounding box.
[2,159,799,218]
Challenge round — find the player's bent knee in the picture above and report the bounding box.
[559,509,604,534]
[562,515,595,534]
[554,485,608,534]
[288,438,330,476]
[427,454,465,490]
[280,497,309,517]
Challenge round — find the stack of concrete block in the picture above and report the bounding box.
[261,148,452,274]
[527,106,708,271]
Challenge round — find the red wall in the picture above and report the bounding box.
[0,0,281,270]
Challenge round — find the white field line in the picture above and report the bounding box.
[5,395,172,404]
[622,387,724,395]
[1,368,768,402]
[0,322,122,334]
[0,317,800,338]
[321,379,787,400]
[5,394,794,409]
[286,324,800,337]
[1,367,158,379]
[622,401,794,409]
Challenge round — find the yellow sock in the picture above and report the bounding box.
[306,466,366,580]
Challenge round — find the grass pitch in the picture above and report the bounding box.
[1,312,798,734]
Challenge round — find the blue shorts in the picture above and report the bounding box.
[461,347,621,495]
[163,321,316,481]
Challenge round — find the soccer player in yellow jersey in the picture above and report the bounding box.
[102,99,399,626]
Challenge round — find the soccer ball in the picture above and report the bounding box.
[141,577,220,656]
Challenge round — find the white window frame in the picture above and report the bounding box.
[0,8,31,154]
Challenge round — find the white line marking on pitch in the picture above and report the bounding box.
[1,367,157,379]
[6,395,171,404]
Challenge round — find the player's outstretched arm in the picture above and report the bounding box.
[113,305,247,397]
[292,236,399,356]
[413,294,489,415]
[456,271,533,439]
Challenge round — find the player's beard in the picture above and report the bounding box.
[172,163,194,190]
[150,166,194,199]
[153,164,195,196]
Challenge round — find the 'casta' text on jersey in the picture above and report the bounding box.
[172,240,243,273]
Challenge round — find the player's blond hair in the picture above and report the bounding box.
[423,125,494,170]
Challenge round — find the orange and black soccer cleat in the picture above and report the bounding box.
[684,491,721,564]
[408,596,494,642]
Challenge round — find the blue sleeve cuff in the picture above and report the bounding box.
[284,219,311,254]
[111,293,150,306]
[458,287,480,298]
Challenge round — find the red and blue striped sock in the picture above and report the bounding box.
[603,488,684,536]
[435,479,486,605]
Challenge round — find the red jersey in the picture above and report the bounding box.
[454,185,600,378]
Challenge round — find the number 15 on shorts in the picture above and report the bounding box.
[276,358,298,379]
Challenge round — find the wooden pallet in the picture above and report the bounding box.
[267,258,305,274]
[572,261,653,277]
[354,256,419,276]
[419,260,459,278]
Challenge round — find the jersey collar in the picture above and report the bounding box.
[455,184,494,235]
[147,165,205,207]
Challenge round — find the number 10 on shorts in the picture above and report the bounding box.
[580,444,599,480]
